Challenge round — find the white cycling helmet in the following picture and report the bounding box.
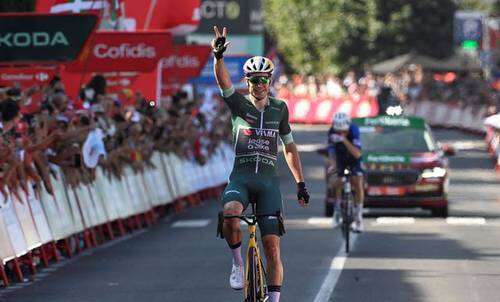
[243,56,274,77]
[332,112,351,131]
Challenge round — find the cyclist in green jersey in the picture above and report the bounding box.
[212,26,310,302]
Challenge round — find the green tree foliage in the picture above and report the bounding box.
[457,0,495,12]
[374,0,456,60]
[264,0,379,75]
[0,0,35,12]
[264,0,457,74]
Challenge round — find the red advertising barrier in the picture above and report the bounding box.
[285,95,379,124]
[484,114,500,172]
[66,31,173,72]
[60,67,158,101]
[0,66,58,90]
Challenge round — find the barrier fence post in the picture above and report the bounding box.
[0,263,8,287]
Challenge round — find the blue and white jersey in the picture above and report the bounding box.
[327,124,362,167]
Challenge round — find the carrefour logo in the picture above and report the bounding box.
[200,1,240,20]
[0,32,69,47]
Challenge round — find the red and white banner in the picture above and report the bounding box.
[158,45,211,97]
[61,67,157,101]
[36,0,201,35]
[0,66,58,90]
[66,31,172,72]
[121,0,200,34]
[161,45,211,82]
[36,0,115,14]
[284,95,379,124]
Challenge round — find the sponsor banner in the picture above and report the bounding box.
[66,31,173,72]
[235,126,278,160]
[60,67,157,101]
[190,55,249,85]
[0,66,57,89]
[36,0,201,34]
[100,71,139,94]
[160,45,211,83]
[0,13,98,63]
[194,0,263,35]
[354,116,425,129]
[364,152,411,164]
[121,0,200,34]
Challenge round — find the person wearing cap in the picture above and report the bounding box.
[211,26,309,302]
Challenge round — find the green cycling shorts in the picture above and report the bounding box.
[221,173,283,237]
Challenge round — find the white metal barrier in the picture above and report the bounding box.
[0,146,233,268]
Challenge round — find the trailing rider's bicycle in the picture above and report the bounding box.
[340,168,354,253]
[217,200,285,302]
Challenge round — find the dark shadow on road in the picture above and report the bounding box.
[330,268,424,302]
[349,231,480,261]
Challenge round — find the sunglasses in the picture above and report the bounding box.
[248,76,270,85]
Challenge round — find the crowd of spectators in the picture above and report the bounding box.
[273,65,500,115]
[0,75,232,201]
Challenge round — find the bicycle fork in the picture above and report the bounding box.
[245,224,267,301]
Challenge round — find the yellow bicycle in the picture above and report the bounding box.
[218,201,284,302]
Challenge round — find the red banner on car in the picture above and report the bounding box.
[66,31,173,72]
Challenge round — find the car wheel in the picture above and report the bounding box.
[431,205,448,218]
[325,202,333,217]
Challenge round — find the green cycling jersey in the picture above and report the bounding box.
[221,86,294,176]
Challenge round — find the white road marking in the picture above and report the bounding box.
[307,217,333,226]
[375,217,416,225]
[278,143,324,153]
[446,217,486,225]
[171,219,211,228]
[313,234,358,302]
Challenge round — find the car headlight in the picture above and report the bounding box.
[421,167,447,178]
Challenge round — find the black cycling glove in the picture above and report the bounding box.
[212,36,227,60]
[297,182,310,205]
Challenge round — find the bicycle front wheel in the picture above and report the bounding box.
[342,200,350,253]
[245,248,258,302]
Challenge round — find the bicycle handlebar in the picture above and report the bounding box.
[223,212,281,226]
[217,211,285,238]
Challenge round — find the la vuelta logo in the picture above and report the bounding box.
[162,55,200,69]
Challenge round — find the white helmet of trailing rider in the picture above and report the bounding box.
[243,56,274,77]
[332,112,351,131]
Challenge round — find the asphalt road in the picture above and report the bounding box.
[1,126,499,302]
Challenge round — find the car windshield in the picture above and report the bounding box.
[359,127,437,152]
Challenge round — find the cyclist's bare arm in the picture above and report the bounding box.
[283,142,305,183]
[212,26,233,90]
[342,139,361,159]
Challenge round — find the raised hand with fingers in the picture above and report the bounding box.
[211,26,230,60]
